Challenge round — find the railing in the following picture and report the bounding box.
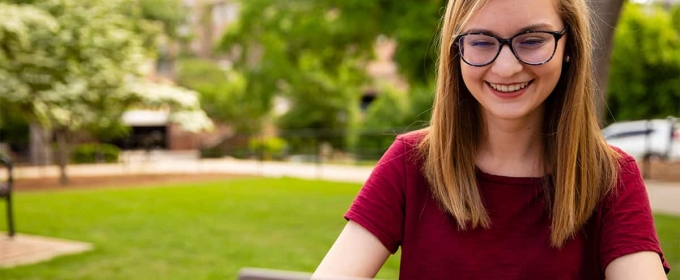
[0,155,15,237]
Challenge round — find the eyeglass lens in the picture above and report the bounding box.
[459,32,556,65]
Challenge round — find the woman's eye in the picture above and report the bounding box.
[471,41,495,48]
[519,38,546,47]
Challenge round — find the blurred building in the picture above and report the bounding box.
[363,37,409,112]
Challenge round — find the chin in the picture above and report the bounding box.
[485,107,536,122]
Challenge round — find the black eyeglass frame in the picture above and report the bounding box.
[452,26,568,67]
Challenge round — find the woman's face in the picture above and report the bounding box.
[459,0,567,123]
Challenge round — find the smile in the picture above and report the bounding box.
[487,80,533,93]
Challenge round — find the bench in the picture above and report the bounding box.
[0,156,15,237]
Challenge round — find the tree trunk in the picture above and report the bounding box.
[29,122,53,166]
[589,0,625,125]
[54,129,69,186]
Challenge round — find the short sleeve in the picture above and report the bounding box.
[599,158,671,274]
[344,137,407,254]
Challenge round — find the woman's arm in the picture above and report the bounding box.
[605,251,668,280]
[313,221,391,279]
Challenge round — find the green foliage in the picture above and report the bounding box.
[608,3,680,121]
[216,0,447,150]
[248,137,288,160]
[671,5,680,33]
[376,0,446,85]
[0,108,30,146]
[0,0,148,132]
[71,143,120,164]
[274,56,363,150]
[175,58,259,132]
[0,0,209,183]
[87,120,131,143]
[218,0,385,149]
[356,85,433,159]
[199,146,226,159]
[138,0,185,39]
[0,0,202,133]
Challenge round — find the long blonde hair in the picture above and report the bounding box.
[418,0,620,247]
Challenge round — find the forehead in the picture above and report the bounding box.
[461,0,562,36]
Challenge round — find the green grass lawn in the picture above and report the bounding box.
[0,177,677,280]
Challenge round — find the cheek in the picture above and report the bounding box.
[460,65,485,90]
[539,63,563,88]
[533,69,562,100]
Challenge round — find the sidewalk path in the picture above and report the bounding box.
[5,157,680,216]
[0,234,93,268]
[645,181,680,216]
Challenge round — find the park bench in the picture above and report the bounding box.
[0,156,15,237]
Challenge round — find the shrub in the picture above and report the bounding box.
[199,146,225,159]
[248,137,288,161]
[72,143,120,164]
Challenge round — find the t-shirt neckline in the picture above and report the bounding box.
[475,166,545,186]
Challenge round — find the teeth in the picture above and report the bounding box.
[489,81,530,92]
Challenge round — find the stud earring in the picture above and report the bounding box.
[565,56,571,63]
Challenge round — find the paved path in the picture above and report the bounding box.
[645,181,680,216]
[4,156,680,216]
[0,234,92,268]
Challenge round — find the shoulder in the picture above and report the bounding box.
[608,145,640,180]
[395,128,428,147]
[601,145,646,208]
[609,145,637,166]
[390,128,428,164]
[371,128,428,177]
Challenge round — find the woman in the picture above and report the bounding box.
[314,0,671,279]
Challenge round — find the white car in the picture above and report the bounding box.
[602,118,680,162]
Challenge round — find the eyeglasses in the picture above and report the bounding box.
[453,27,568,67]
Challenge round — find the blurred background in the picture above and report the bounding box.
[0,0,679,178]
[0,0,678,279]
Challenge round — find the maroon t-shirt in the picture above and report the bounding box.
[345,132,670,279]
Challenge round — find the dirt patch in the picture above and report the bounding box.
[12,173,253,192]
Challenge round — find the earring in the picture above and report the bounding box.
[565,56,571,63]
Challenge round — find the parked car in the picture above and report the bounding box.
[602,118,680,162]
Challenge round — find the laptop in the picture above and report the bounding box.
[237,268,380,280]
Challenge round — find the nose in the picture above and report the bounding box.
[490,45,523,77]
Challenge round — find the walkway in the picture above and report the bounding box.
[0,234,92,268]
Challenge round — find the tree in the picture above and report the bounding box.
[218,0,391,149]
[607,2,680,121]
[138,0,186,39]
[357,84,433,159]
[589,0,626,122]
[0,0,211,185]
[175,58,253,132]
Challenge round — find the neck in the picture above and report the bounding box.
[476,108,545,177]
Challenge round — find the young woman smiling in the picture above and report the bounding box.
[314,0,671,279]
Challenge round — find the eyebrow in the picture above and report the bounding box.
[462,23,556,35]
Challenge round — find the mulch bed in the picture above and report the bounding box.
[640,161,680,182]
